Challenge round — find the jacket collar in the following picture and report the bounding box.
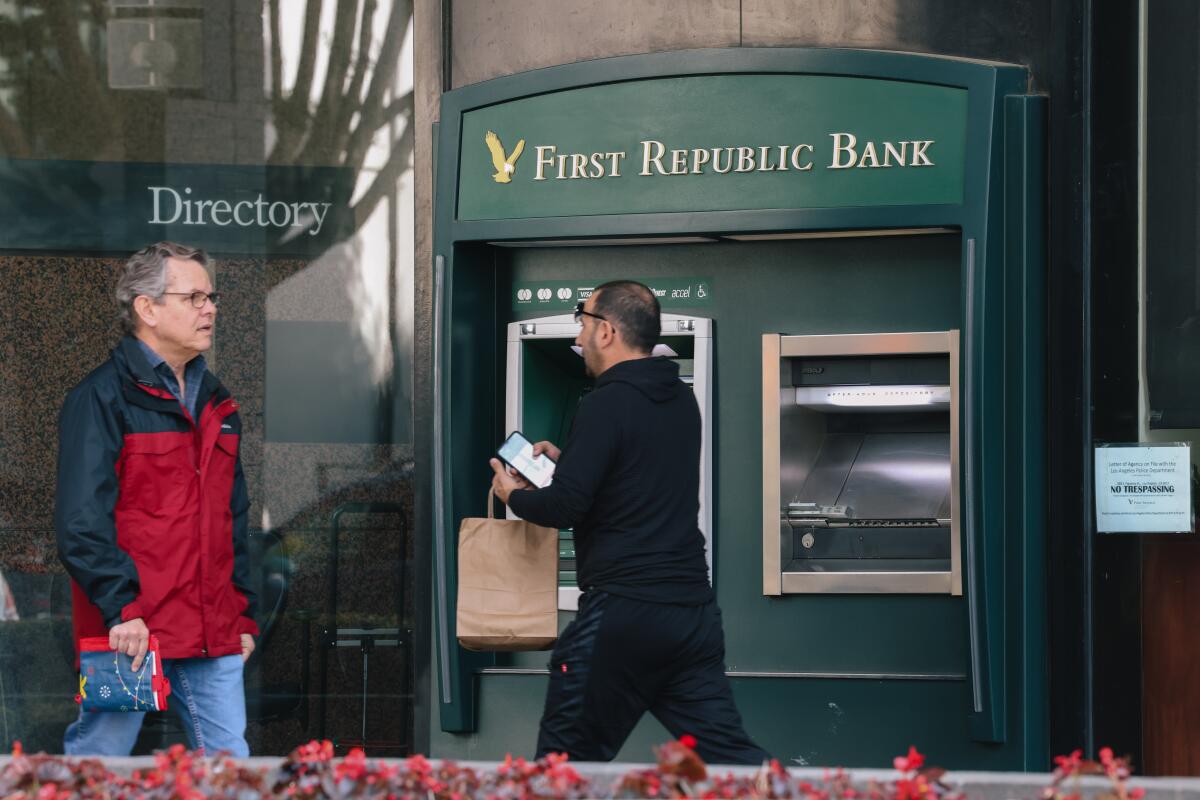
[112,335,233,425]
[113,335,167,389]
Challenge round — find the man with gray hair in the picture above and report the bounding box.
[56,242,256,756]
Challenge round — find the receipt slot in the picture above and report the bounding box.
[506,313,713,610]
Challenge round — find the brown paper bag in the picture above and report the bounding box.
[456,489,559,651]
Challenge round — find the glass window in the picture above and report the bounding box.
[1143,0,1200,430]
[0,0,415,755]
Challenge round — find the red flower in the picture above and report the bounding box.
[893,746,925,772]
[334,747,367,781]
[405,753,433,775]
[680,734,698,750]
[1053,748,1084,775]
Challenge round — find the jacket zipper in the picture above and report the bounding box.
[195,396,239,656]
[131,370,240,657]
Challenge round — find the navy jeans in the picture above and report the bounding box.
[64,654,248,757]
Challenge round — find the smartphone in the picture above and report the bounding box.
[498,431,556,489]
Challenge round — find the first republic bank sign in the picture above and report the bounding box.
[0,160,352,256]
[454,74,970,221]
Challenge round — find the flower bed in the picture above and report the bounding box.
[0,738,1145,799]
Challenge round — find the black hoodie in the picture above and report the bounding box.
[508,357,713,605]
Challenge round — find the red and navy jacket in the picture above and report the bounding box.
[55,335,258,660]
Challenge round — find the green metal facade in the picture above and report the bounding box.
[432,48,1046,768]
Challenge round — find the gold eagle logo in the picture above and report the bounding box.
[485,131,525,183]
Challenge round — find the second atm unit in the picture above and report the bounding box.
[762,331,961,595]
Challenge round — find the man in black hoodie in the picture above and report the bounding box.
[489,280,767,765]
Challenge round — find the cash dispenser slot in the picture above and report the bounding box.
[763,332,961,595]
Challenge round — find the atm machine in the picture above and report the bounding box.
[432,48,1047,767]
[505,312,714,609]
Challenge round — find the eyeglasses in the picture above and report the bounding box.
[161,291,220,308]
[574,300,606,324]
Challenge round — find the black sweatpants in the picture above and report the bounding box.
[535,591,769,765]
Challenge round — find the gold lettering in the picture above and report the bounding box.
[570,153,588,179]
[829,133,857,169]
[883,141,907,167]
[555,154,569,180]
[534,145,556,181]
[790,144,814,171]
[606,152,625,177]
[692,148,711,173]
[736,146,755,172]
[588,152,605,178]
[640,140,668,176]
[712,148,735,174]
[910,140,934,166]
[757,146,776,172]
[856,141,881,168]
[670,149,689,175]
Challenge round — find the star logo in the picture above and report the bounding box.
[485,131,525,184]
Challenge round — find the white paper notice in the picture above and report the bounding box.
[1094,443,1193,533]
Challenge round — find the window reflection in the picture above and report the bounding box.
[0,0,414,756]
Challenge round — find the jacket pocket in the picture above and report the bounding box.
[118,433,195,517]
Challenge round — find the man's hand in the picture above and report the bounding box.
[240,633,255,663]
[489,458,529,504]
[109,617,150,672]
[532,441,561,462]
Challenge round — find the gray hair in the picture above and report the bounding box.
[115,242,210,334]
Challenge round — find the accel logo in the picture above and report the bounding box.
[485,131,525,183]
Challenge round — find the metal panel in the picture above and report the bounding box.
[830,432,951,520]
[432,255,452,705]
[782,570,953,594]
[762,334,782,595]
[949,329,962,595]
[780,330,955,357]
